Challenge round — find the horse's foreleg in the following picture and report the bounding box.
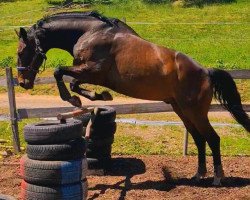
[54,67,82,107]
[70,79,113,101]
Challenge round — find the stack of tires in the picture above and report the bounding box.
[75,106,116,170]
[20,119,88,200]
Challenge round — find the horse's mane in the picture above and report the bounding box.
[29,11,138,37]
[38,11,115,27]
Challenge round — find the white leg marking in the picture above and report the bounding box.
[213,165,224,186]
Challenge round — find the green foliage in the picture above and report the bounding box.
[143,0,170,4]
[46,0,113,5]
[84,0,113,4]
[179,0,236,7]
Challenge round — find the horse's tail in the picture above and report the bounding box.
[208,69,250,132]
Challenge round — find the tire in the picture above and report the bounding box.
[74,112,91,127]
[75,106,116,126]
[26,138,86,161]
[86,145,112,158]
[87,136,114,148]
[20,180,88,200]
[90,122,117,139]
[20,155,87,185]
[24,119,83,145]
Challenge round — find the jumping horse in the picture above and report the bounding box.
[16,11,250,186]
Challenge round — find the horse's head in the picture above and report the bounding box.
[16,27,47,89]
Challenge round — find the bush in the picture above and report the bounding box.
[46,0,113,5]
[143,0,170,3]
[174,0,236,7]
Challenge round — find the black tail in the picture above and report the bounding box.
[209,69,250,132]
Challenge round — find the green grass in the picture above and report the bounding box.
[0,0,249,97]
[0,0,249,69]
[0,113,249,156]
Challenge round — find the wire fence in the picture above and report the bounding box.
[1,21,249,31]
[0,1,73,20]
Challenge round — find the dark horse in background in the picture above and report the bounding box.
[16,11,250,186]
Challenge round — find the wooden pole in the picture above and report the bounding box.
[183,129,188,156]
[6,67,21,153]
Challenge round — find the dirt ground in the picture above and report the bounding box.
[0,155,249,200]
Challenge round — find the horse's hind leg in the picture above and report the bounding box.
[170,101,207,181]
[70,79,113,101]
[180,106,224,186]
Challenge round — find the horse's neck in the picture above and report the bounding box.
[43,20,102,55]
[43,29,83,55]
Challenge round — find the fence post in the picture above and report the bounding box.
[183,129,188,156]
[6,67,21,153]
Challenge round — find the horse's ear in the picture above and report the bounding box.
[19,27,27,41]
[14,29,19,38]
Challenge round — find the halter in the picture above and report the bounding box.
[17,34,47,74]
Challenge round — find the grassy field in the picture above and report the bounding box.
[0,0,249,69]
[0,113,249,156]
[0,0,249,98]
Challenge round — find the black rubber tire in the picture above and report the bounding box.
[87,136,114,148]
[74,112,91,127]
[20,155,87,185]
[75,106,116,126]
[21,180,87,200]
[86,145,112,158]
[87,157,112,170]
[26,138,86,161]
[24,119,83,145]
[90,122,117,139]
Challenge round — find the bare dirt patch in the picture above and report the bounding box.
[0,155,249,200]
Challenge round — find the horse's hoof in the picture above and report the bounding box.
[212,177,222,186]
[101,91,113,101]
[191,175,201,183]
[191,173,204,183]
[69,95,82,108]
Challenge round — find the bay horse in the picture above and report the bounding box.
[16,11,250,186]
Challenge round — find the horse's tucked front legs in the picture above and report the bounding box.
[54,67,82,107]
[54,66,113,107]
[70,79,113,101]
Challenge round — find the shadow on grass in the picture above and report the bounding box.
[89,160,250,199]
[0,0,18,3]
[46,0,112,6]
[181,0,237,8]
